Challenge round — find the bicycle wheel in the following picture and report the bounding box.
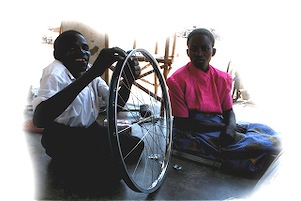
[107,49,173,193]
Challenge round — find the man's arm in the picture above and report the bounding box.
[33,69,97,128]
[116,57,141,111]
[33,47,124,128]
[117,79,134,111]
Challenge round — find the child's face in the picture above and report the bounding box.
[61,33,91,78]
[186,34,216,71]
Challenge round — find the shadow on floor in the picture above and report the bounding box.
[25,129,259,200]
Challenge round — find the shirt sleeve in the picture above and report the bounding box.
[32,72,63,112]
[96,77,109,105]
[221,73,233,111]
[166,77,189,118]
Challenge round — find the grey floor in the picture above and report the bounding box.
[23,105,260,200]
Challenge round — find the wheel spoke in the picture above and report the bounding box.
[107,49,172,193]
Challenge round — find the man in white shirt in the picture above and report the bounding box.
[32,30,143,175]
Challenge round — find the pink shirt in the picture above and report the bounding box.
[166,62,233,118]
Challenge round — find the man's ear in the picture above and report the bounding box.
[54,49,63,61]
[212,48,216,57]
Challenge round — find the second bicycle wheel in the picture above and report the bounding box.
[107,49,173,193]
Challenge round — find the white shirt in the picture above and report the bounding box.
[32,60,109,127]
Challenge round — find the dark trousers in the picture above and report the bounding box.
[42,121,143,186]
[42,122,126,192]
[42,121,111,162]
[42,121,124,185]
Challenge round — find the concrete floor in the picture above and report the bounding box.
[23,102,261,200]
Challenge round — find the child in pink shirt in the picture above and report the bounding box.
[166,28,281,178]
[167,28,236,141]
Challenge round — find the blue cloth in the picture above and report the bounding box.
[172,113,282,178]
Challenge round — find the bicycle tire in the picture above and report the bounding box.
[107,49,173,193]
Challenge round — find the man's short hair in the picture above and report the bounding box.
[53,30,84,60]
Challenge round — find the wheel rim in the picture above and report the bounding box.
[107,49,173,193]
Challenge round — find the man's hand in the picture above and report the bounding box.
[89,47,126,78]
[122,54,141,82]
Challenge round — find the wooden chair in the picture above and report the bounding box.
[131,32,177,95]
[133,33,176,73]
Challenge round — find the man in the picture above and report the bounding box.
[32,30,142,171]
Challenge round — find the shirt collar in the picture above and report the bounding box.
[187,62,212,80]
[55,59,76,81]
[65,62,92,81]
[66,69,76,81]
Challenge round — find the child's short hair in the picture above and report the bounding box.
[187,28,215,47]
